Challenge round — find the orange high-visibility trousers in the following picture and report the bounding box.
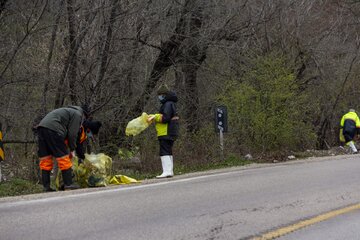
[39,154,72,171]
[39,155,53,171]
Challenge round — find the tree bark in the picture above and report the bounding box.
[0,0,7,16]
[128,0,193,118]
[66,0,77,105]
[0,1,48,85]
[42,0,64,114]
[54,1,97,108]
[90,0,118,108]
[181,4,206,132]
[54,0,77,107]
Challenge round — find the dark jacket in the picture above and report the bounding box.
[154,91,179,140]
[38,106,84,151]
[74,126,87,160]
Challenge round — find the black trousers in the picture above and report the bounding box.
[159,139,174,156]
[37,127,68,158]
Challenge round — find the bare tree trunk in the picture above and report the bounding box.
[0,0,7,16]
[0,1,48,85]
[66,0,77,105]
[182,57,202,132]
[54,0,77,107]
[129,0,193,118]
[181,4,206,132]
[113,20,151,122]
[90,0,118,107]
[42,0,64,113]
[54,1,97,108]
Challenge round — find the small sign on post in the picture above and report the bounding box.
[215,105,228,133]
[215,106,228,160]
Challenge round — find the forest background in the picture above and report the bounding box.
[1,0,360,183]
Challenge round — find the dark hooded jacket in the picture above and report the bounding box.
[154,91,179,140]
[38,106,84,151]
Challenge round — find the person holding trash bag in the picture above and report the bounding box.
[36,105,89,191]
[148,84,179,178]
[340,109,360,154]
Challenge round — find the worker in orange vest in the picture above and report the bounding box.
[37,106,89,192]
[73,119,102,163]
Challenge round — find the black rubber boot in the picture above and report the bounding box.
[42,170,55,192]
[62,168,80,190]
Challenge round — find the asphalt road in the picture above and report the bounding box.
[279,209,360,240]
[1,154,360,240]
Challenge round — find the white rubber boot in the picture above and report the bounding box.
[348,141,358,154]
[156,156,173,178]
[169,155,174,176]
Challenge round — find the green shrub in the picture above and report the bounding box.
[217,52,316,154]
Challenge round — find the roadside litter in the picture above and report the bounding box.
[56,153,140,190]
[125,112,152,136]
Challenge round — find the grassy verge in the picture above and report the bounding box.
[125,155,254,180]
[175,155,253,175]
[0,149,344,198]
[1,156,252,198]
[0,178,43,198]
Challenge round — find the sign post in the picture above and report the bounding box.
[215,106,228,160]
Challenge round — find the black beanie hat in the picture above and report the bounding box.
[83,120,102,134]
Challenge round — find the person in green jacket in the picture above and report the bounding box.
[148,84,179,178]
[37,105,89,191]
[340,109,360,154]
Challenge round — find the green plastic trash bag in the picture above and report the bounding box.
[125,112,151,136]
[110,175,141,185]
[76,153,112,187]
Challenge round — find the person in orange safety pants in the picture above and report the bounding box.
[36,106,89,192]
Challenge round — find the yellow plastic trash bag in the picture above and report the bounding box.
[110,175,141,185]
[126,112,151,136]
[339,128,345,143]
[55,155,80,190]
[75,153,113,187]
